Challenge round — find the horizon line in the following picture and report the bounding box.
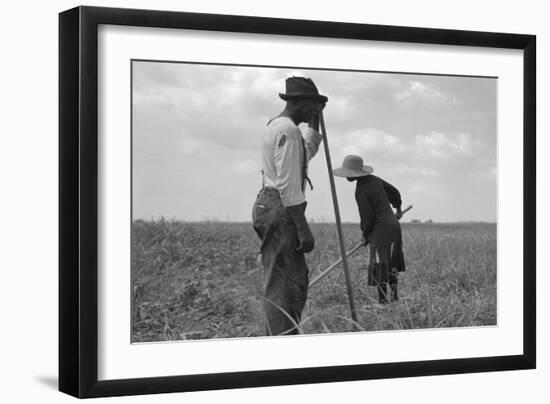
[132,218,497,225]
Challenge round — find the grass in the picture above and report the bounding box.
[131,219,496,342]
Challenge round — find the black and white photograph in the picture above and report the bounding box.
[1,0,545,401]
[131,61,497,341]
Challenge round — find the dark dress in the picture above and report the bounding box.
[355,175,405,289]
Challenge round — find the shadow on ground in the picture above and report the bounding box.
[35,375,58,390]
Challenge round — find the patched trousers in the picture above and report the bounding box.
[252,187,309,336]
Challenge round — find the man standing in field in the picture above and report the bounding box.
[252,76,327,335]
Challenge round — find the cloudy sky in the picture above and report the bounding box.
[132,60,497,223]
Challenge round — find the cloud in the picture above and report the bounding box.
[395,80,458,106]
[223,68,281,102]
[133,62,185,91]
[408,180,429,193]
[323,92,351,117]
[415,131,481,158]
[181,138,201,156]
[392,164,439,177]
[335,128,408,157]
[232,159,260,173]
[133,62,287,152]
[473,164,497,182]
[133,91,172,106]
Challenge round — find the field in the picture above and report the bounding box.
[132,220,496,342]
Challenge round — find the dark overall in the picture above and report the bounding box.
[252,187,309,335]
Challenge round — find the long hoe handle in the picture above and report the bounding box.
[309,242,363,288]
[309,205,413,288]
[318,110,358,324]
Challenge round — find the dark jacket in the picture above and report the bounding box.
[355,175,402,247]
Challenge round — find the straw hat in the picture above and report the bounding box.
[332,155,374,178]
[279,76,328,103]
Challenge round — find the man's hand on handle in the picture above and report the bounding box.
[308,103,326,132]
[286,203,315,253]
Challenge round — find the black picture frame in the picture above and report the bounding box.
[59,5,536,398]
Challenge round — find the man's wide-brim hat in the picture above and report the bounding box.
[279,76,328,103]
[333,155,374,178]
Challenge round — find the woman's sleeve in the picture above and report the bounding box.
[381,179,402,209]
[355,189,374,238]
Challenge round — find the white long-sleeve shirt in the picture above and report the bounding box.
[261,116,323,207]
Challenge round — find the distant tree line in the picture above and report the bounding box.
[410,219,434,224]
